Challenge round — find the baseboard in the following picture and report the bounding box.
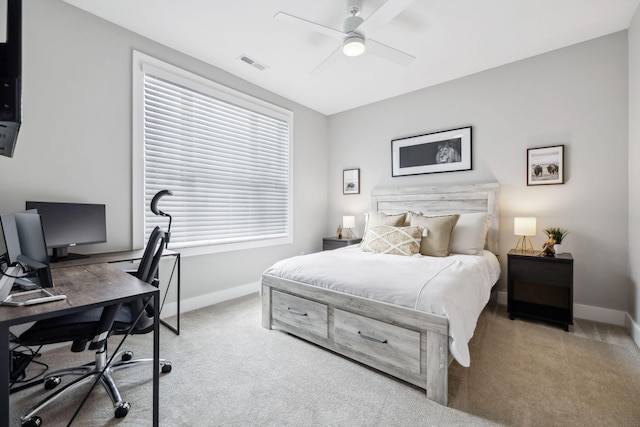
[496,291,626,326]
[625,313,640,349]
[160,281,260,319]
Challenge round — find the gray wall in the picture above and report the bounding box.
[629,8,640,336]
[327,32,629,313]
[0,1,328,300]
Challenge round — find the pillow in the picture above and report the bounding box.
[450,213,491,255]
[410,214,460,257]
[403,211,422,226]
[360,226,423,256]
[362,212,407,242]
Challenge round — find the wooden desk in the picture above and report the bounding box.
[51,249,181,335]
[0,264,160,426]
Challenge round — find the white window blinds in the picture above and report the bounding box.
[141,64,292,249]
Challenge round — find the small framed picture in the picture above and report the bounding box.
[343,168,360,194]
[527,145,565,185]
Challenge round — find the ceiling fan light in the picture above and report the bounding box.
[343,36,365,57]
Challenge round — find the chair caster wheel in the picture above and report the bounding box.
[115,401,131,418]
[44,377,62,390]
[22,416,42,427]
[121,351,134,361]
[161,362,172,373]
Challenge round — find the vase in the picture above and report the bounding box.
[554,243,564,254]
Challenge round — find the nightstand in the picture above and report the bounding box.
[322,236,362,251]
[507,250,573,331]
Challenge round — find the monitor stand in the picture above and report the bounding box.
[49,247,89,263]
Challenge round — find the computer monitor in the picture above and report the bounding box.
[25,201,107,261]
[0,211,21,265]
[0,208,37,265]
[14,212,53,288]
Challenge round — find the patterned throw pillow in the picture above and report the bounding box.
[361,226,423,256]
[361,212,407,243]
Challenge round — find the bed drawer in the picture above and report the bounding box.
[272,291,328,339]
[333,309,421,374]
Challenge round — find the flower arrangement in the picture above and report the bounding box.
[544,227,569,244]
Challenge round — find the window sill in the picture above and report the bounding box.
[168,236,293,257]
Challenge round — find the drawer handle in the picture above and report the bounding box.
[287,307,308,317]
[357,331,388,344]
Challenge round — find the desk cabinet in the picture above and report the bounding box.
[322,237,362,251]
[507,250,573,331]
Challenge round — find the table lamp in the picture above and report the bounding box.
[514,217,536,252]
[342,216,355,239]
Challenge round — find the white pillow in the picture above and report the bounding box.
[450,213,491,255]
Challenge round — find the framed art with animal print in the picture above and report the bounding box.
[527,145,564,186]
[391,126,472,177]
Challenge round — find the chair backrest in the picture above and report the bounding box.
[126,226,166,334]
[136,226,165,285]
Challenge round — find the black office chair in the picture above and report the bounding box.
[18,226,172,427]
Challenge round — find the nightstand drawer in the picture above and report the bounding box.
[272,291,328,339]
[509,257,572,287]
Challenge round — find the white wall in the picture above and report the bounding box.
[327,32,629,314]
[628,6,640,343]
[0,1,328,302]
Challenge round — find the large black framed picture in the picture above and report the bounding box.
[391,126,472,177]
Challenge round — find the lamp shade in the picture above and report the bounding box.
[342,216,355,229]
[514,217,536,236]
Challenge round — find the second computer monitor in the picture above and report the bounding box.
[14,212,54,288]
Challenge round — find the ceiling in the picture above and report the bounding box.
[61,0,640,116]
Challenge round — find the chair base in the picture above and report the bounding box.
[21,346,170,426]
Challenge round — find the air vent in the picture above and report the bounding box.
[238,54,269,71]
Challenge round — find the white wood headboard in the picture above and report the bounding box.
[371,182,500,255]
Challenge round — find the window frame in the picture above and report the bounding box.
[132,51,293,254]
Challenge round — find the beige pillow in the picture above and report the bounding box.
[361,226,423,256]
[362,211,407,242]
[410,214,460,257]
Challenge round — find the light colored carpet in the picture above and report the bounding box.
[9,293,640,426]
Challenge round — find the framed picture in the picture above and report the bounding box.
[343,168,360,194]
[391,126,472,177]
[527,145,564,185]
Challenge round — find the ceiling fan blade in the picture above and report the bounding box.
[275,12,345,40]
[309,45,345,75]
[358,0,415,33]
[366,38,415,65]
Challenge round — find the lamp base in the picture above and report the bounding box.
[514,236,534,253]
[344,228,356,239]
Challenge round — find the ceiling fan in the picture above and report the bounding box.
[275,0,416,73]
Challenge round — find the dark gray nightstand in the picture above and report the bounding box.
[322,236,362,251]
[507,249,574,331]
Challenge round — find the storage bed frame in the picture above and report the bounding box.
[261,183,499,405]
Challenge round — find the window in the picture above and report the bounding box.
[133,52,292,252]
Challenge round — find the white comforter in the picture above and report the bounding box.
[263,246,500,367]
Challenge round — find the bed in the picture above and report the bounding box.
[261,183,500,405]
